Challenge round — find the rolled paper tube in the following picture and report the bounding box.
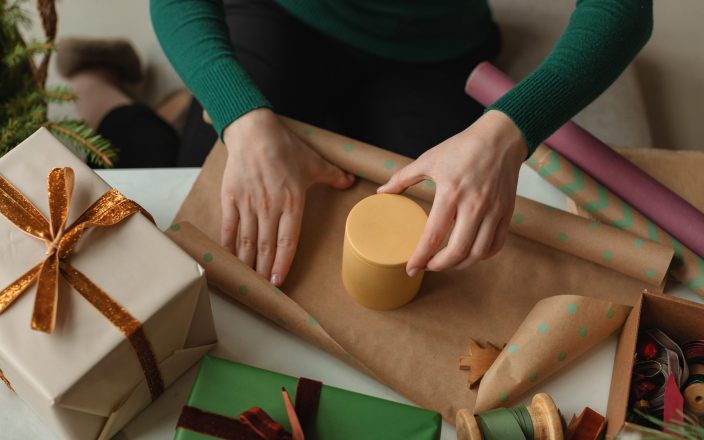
[465,62,704,261]
[529,145,704,298]
[280,117,673,286]
[456,393,563,440]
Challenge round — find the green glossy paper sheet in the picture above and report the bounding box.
[174,356,442,440]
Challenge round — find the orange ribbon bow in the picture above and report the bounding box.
[0,168,164,399]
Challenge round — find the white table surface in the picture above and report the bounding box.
[1,165,700,440]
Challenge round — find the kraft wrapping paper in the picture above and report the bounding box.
[166,222,374,379]
[0,129,217,440]
[465,61,704,261]
[529,145,704,298]
[474,295,631,412]
[172,120,670,422]
[279,117,671,286]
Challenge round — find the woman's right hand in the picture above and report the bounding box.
[221,108,355,286]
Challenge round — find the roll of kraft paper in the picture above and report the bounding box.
[464,62,704,260]
[281,117,672,287]
[529,145,704,297]
[202,111,672,284]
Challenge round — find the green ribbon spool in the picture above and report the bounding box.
[476,406,534,440]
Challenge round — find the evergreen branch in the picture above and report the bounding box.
[0,116,45,156]
[1,1,30,29]
[1,0,122,167]
[44,121,117,168]
[622,410,704,439]
[4,40,53,68]
[42,86,76,103]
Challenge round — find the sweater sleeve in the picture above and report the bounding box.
[487,0,653,155]
[150,0,271,137]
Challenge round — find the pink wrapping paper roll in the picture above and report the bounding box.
[464,62,704,260]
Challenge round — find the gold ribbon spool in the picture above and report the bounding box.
[0,168,164,399]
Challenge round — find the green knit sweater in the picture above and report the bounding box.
[150,0,652,155]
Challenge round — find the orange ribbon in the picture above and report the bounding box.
[0,367,13,392]
[0,168,164,399]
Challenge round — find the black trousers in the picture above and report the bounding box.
[98,0,500,168]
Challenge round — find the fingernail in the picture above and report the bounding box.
[377,185,386,193]
[407,268,418,277]
[270,274,280,286]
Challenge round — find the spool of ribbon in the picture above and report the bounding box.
[456,393,563,440]
[0,168,164,400]
[631,329,688,417]
[177,377,322,440]
[682,340,704,416]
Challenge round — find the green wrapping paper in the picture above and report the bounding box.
[175,356,442,440]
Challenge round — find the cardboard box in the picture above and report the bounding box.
[0,129,218,439]
[606,292,704,436]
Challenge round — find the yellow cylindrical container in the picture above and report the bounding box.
[342,193,427,310]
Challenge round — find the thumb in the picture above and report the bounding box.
[317,161,355,190]
[377,162,426,194]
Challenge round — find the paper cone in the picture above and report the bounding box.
[474,295,631,412]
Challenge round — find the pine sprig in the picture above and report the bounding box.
[3,39,53,67]
[42,85,76,103]
[621,411,704,439]
[0,1,29,29]
[1,0,119,167]
[45,120,117,168]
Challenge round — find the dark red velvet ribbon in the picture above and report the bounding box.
[177,377,323,440]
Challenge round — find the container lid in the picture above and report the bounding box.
[345,194,427,267]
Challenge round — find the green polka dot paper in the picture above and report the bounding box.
[474,295,630,411]
[527,144,697,296]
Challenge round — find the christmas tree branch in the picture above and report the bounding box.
[4,40,53,67]
[44,122,115,167]
[42,86,76,102]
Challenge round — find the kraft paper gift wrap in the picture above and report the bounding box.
[529,145,704,299]
[474,295,631,412]
[171,119,671,422]
[175,355,442,440]
[0,128,217,440]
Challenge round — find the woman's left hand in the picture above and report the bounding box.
[377,110,528,276]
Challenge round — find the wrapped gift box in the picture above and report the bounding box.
[606,292,704,436]
[176,356,442,439]
[0,128,217,439]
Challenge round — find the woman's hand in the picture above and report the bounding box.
[377,110,527,275]
[221,108,355,285]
